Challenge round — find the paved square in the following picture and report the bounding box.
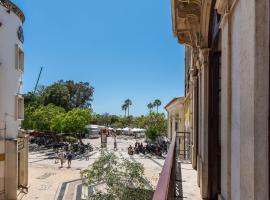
[25,137,165,200]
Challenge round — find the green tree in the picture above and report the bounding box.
[145,113,167,140]
[122,104,128,117]
[21,105,36,130]
[23,92,43,108]
[81,151,153,200]
[32,104,65,132]
[65,80,94,109]
[133,115,147,129]
[110,115,120,126]
[124,99,132,117]
[61,108,92,143]
[153,99,162,113]
[42,82,70,110]
[50,113,66,133]
[145,126,159,140]
[147,103,154,113]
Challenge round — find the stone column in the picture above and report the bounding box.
[217,2,232,199]
[197,59,202,188]
[191,49,199,170]
[5,140,18,200]
[198,48,210,198]
[167,113,171,140]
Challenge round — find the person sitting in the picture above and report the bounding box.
[128,145,134,155]
[135,146,139,154]
[156,144,162,157]
[146,143,150,153]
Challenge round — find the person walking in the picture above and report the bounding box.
[114,137,117,151]
[59,152,65,168]
[54,149,59,164]
[67,152,73,168]
[85,149,90,161]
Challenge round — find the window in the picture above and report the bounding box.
[15,44,24,72]
[175,122,179,132]
[16,95,24,120]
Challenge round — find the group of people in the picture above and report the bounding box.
[128,141,168,156]
[128,142,146,155]
[55,151,74,168]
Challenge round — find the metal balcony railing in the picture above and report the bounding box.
[152,132,191,200]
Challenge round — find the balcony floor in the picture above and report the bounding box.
[178,161,201,200]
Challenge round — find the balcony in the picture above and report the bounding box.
[153,132,201,200]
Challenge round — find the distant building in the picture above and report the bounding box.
[0,1,28,199]
[165,97,185,140]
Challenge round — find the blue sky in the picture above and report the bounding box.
[13,0,185,116]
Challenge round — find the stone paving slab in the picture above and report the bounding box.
[180,162,202,200]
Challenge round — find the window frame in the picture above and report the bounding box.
[15,44,24,73]
[15,94,24,120]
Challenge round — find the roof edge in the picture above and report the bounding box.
[0,0,25,23]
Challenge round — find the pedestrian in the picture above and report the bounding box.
[85,149,90,161]
[59,152,65,168]
[114,137,117,151]
[67,152,73,168]
[54,149,59,164]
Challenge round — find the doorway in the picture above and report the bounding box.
[18,152,20,188]
[208,10,222,200]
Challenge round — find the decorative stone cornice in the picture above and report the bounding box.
[172,0,201,47]
[190,48,199,77]
[172,0,214,48]
[0,0,25,23]
[199,48,210,69]
[215,0,227,15]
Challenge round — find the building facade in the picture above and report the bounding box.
[172,0,269,199]
[165,97,185,140]
[0,1,28,199]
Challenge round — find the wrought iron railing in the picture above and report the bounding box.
[152,132,191,200]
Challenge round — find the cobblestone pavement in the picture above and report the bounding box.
[24,137,165,200]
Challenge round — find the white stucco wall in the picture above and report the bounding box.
[166,98,185,139]
[0,4,24,139]
[220,0,269,199]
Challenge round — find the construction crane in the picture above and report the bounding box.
[33,66,43,94]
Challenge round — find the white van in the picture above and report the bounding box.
[86,125,101,139]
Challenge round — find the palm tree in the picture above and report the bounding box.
[153,99,162,113]
[124,99,132,117]
[147,103,154,113]
[122,104,128,117]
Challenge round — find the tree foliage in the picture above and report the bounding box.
[23,91,43,108]
[61,108,91,134]
[123,99,132,117]
[145,113,167,140]
[81,151,153,200]
[31,104,65,132]
[65,80,94,109]
[153,99,162,113]
[42,81,70,109]
[21,105,36,130]
[24,80,94,111]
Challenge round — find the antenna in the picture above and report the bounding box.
[34,66,43,94]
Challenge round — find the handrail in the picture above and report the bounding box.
[152,133,176,200]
